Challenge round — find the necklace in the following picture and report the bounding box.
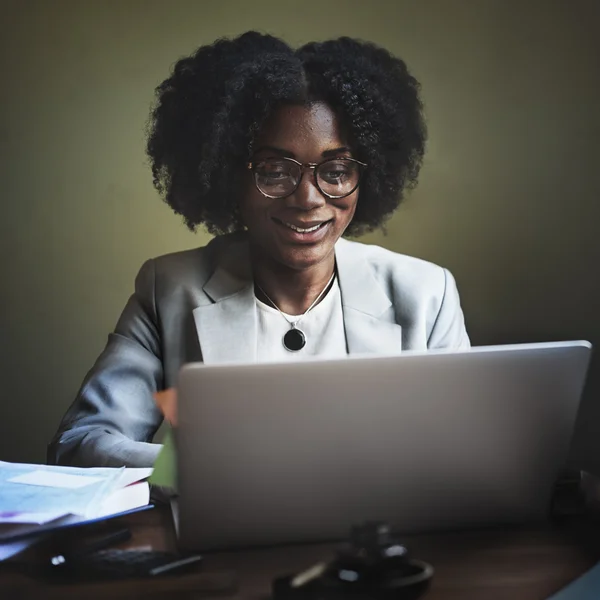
[255,271,337,352]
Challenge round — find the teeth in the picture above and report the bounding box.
[284,222,324,233]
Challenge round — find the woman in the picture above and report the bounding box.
[48,31,469,468]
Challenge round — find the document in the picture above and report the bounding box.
[0,461,153,556]
[0,461,125,517]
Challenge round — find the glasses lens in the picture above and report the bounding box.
[254,159,299,198]
[316,159,361,198]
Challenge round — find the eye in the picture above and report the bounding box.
[323,169,349,180]
[260,170,288,180]
[319,163,353,184]
[255,161,292,181]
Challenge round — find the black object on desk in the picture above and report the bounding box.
[273,522,433,600]
[47,548,203,582]
[15,525,203,583]
[49,526,132,566]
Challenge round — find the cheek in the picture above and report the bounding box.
[333,193,359,222]
[348,193,359,218]
[238,191,273,229]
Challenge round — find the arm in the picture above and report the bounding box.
[47,260,165,468]
[427,268,470,350]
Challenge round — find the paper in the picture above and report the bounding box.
[0,461,124,517]
[116,468,154,489]
[96,482,150,518]
[0,467,150,526]
[0,462,152,556]
[8,471,105,489]
[149,428,177,491]
[0,511,68,525]
[0,481,151,546]
[548,562,600,599]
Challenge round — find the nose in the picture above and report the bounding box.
[285,170,326,210]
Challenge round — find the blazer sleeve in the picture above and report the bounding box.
[47,260,165,468]
[427,268,471,349]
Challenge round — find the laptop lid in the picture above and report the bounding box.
[176,341,591,551]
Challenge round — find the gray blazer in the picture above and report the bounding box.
[48,233,470,468]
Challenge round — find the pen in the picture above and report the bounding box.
[50,527,132,566]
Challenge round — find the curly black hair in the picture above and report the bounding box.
[146,31,426,236]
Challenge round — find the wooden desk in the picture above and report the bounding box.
[2,507,600,599]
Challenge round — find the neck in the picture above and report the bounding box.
[252,252,336,315]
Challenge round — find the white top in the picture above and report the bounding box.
[256,278,347,362]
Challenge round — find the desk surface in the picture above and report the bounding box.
[2,507,600,599]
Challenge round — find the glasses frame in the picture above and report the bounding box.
[247,156,367,199]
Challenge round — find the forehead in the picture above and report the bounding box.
[255,102,348,156]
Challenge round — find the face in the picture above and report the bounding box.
[239,102,359,272]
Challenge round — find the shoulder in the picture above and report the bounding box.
[133,234,238,294]
[337,238,469,348]
[151,234,226,272]
[337,237,448,296]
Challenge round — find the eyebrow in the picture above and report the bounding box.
[253,145,352,158]
[323,146,351,157]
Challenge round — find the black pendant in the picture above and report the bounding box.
[283,328,306,352]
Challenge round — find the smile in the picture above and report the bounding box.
[279,220,330,233]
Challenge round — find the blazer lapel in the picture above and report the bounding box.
[192,238,258,364]
[193,235,403,363]
[335,238,403,355]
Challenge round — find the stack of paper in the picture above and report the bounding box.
[0,461,153,560]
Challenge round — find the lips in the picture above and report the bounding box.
[272,217,333,244]
[275,218,331,233]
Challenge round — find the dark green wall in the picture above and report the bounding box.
[1,0,599,466]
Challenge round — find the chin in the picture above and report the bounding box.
[276,245,333,271]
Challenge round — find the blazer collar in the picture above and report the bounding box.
[193,236,257,364]
[334,238,392,318]
[193,235,402,363]
[334,238,402,354]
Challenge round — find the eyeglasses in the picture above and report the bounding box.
[247,156,367,199]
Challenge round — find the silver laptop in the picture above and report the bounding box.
[175,341,591,551]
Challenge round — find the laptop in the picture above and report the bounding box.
[174,341,591,551]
